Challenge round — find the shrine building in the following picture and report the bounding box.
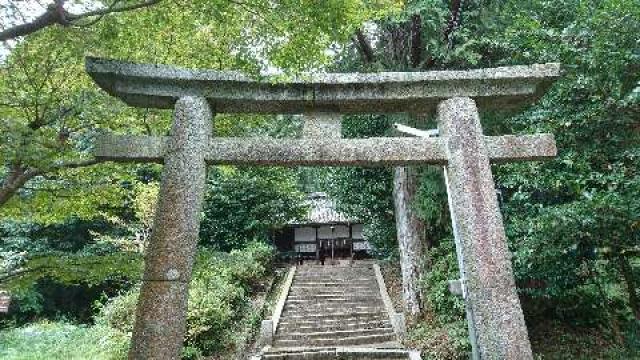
[272,192,372,260]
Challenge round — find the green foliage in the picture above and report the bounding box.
[200,167,306,251]
[94,286,139,335]
[528,319,640,360]
[0,219,142,325]
[421,239,465,325]
[326,0,639,357]
[0,1,400,226]
[0,321,129,360]
[95,242,275,356]
[409,238,469,359]
[1,253,142,294]
[324,114,398,256]
[474,0,640,326]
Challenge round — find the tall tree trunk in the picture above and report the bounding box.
[351,22,428,318]
[618,254,640,320]
[392,166,425,317]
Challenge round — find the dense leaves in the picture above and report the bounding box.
[199,166,306,251]
[325,0,639,357]
[95,242,276,357]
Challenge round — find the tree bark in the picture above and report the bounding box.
[618,254,640,320]
[410,14,422,69]
[392,166,425,317]
[0,165,40,207]
[0,159,100,208]
[354,29,375,64]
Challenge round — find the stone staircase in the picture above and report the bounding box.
[256,262,419,359]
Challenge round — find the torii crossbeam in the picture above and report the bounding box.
[86,57,561,360]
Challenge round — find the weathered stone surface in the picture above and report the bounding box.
[373,264,407,340]
[437,97,533,359]
[86,57,561,113]
[268,263,403,353]
[448,279,463,296]
[128,96,212,360]
[259,319,274,347]
[303,112,342,138]
[94,133,555,166]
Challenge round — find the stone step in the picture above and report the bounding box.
[295,272,374,277]
[273,333,397,348]
[291,280,378,286]
[277,319,392,333]
[261,347,411,360]
[283,306,386,316]
[286,296,381,303]
[290,283,377,288]
[285,300,383,307]
[279,311,388,322]
[284,301,382,309]
[275,327,394,342]
[297,264,374,269]
[294,273,374,279]
[288,288,378,294]
[261,351,411,360]
[288,292,379,298]
[287,293,381,301]
[289,287,379,292]
[294,272,374,278]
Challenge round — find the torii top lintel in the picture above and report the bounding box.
[85,57,561,114]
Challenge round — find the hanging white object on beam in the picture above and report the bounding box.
[393,123,439,138]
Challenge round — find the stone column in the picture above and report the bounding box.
[437,97,533,359]
[302,112,341,138]
[129,96,212,360]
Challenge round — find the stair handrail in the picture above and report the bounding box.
[258,265,296,348]
[372,263,407,340]
[272,265,296,332]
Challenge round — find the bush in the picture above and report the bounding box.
[412,238,470,359]
[95,242,275,356]
[0,321,129,360]
[94,287,139,334]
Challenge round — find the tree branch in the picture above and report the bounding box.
[0,0,163,41]
[0,158,101,207]
[0,165,42,207]
[70,0,160,19]
[0,2,64,41]
[354,28,375,64]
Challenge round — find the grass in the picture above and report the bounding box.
[0,321,129,360]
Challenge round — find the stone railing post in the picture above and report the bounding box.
[128,96,212,360]
[437,97,533,359]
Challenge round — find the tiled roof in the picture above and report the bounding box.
[291,192,359,225]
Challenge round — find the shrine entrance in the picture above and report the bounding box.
[86,57,561,360]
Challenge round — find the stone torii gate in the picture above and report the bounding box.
[86,57,560,359]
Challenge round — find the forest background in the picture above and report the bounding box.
[0,0,638,359]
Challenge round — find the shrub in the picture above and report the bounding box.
[94,287,139,334]
[95,242,275,356]
[413,238,470,359]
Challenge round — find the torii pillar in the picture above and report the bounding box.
[438,97,533,358]
[129,96,212,359]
